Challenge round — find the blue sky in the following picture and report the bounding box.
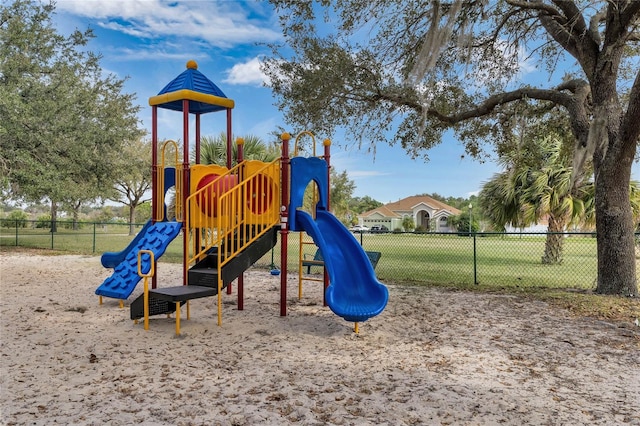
[50,1,635,205]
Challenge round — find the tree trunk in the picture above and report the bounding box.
[72,208,79,231]
[594,165,638,297]
[50,201,58,233]
[590,66,638,297]
[128,205,136,236]
[542,215,565,264]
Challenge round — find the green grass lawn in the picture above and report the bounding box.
[3,226,637,324]
[255,232,601,290]
[0,225,605,290]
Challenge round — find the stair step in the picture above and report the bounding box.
[149,285,217,302]
[130,293,179,320]
[190,267,217,274]
[130,226,278,321]
[188,268,220,288]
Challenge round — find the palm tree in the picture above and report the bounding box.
[480,135,592,264]
[525,140,593,263]
[402,216,415,232]
[197,134,227,166]
[195,132,280,165]
[167,133,280,219]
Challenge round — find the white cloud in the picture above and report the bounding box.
[223,57,266,86]
[514,45,536,76]
[109,46,205,62]
[55,0,281,48]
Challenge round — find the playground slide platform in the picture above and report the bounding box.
[294,209,388,322]
[95,221,182,300]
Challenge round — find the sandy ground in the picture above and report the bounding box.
[0,252,639,426]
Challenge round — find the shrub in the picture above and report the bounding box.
[58,219,87,230]
[3,210,28,228]
[36,214,52,228]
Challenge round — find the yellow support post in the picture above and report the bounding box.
[119,300,124,309]
[99,296,103,305]
[175,302,181,335]
[217,279,222,326]
[354,322,359,334]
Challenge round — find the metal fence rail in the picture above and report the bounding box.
[1,219,611,289]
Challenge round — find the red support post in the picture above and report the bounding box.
[225,108,233,294]
[195,113,201,164]
[237,138,245,310]
[151,106,158,289]
[324,139,331,209]
[194,113,201,255]
[151,106,158,223]
[226,109,232,169]
[182,100,190,286]
[323,139,331,304]
[193,113,202,265]
[280,133,291,316]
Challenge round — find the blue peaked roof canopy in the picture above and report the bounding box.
[149,60,234,114]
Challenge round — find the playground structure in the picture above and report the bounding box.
[95,60,388,334]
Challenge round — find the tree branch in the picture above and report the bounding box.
[487,8,523,45]
[371,80,590,149]
[620,0,640,30]
[620,69,640,153]
[588,8,606,45]
[507,1,602,79]
[550,0,588,35]
[505,0,561,18]
[423,86,578,124]
[374,80,591,153]
[538,12,580,58]
[556,78,589,93]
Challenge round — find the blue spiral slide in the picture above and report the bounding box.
[289,157,388,322]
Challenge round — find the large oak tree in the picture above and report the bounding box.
[264,0,640,296]
[0,0,143,231]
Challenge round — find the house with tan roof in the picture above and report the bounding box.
[357,195,461,232]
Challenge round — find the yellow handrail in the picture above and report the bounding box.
[185,159,281,325]
[136,249,155,331]
[156,140,181,222]
[293,130,316,157]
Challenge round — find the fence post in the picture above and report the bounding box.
[15,219,18,246]
[93,222,97,253]
[473,232,477,285]
[51,226,54,250]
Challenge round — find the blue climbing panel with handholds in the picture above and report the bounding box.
[95,221,182,300]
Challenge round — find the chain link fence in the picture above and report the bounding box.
[1,219,614,290]
[0,219,183,263]
[257,231,602,290]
